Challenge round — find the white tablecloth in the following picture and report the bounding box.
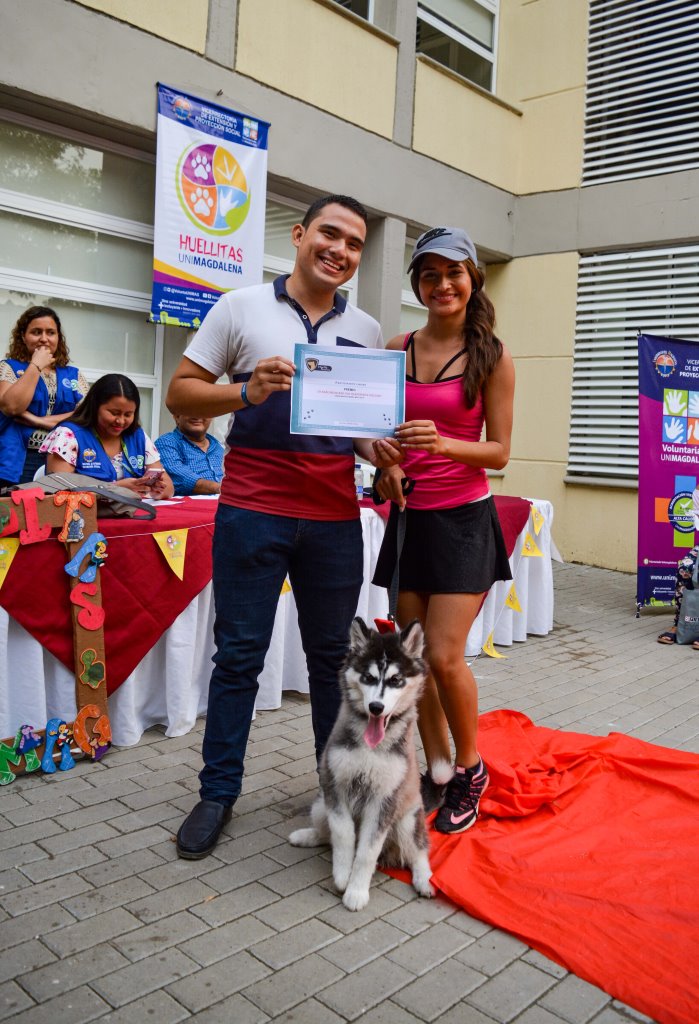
[1,502,555,748]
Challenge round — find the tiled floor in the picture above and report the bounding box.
[1,561,695,1022]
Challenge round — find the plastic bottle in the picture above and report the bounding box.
[355,463,364,501]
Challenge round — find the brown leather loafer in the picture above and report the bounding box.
[176,799,233,859]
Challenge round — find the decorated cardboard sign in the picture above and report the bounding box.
[0,489,110,782]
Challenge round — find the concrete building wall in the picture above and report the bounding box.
[413,0,587,195]
[412,59,522,193]
[236,0,398,138]
[498,0,587,193]
[74,0,210,52]
[486,252,637,572]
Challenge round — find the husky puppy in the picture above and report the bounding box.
[289,617,434,911]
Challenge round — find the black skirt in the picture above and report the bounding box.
[372,495,512,595]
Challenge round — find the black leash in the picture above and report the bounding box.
[372,470,414,633]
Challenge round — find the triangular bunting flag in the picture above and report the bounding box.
[153,529,189,580]
[505,583,522,612]
[482,632,507,658]
[531,505,545,535]
[522,531,543,557]
[0,537,20,590]
[281,577,291,595]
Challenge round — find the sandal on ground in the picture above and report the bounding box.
[657,630,677,644]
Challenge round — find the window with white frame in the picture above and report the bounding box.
[583,0,699,184]
[567,245,699,481]
[0,116,162,436]
[0,118,361,443]
[416,0,498,92]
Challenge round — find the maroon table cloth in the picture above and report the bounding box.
[1,498,217,694]
[2,495,532,695]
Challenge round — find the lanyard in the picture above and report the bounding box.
[97,435,138,478]
[117,438,139,478]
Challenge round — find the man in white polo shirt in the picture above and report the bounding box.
[167,195,382,858]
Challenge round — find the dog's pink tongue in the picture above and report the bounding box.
[364,716,386,748]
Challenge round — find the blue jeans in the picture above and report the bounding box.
[199,504,363,804]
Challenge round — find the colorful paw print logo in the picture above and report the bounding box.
[176,143,250,235]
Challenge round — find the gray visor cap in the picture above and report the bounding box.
[407,227,477,273]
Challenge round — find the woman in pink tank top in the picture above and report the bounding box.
[371,226,515,835]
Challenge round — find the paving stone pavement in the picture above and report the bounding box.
[2,561,695,1023]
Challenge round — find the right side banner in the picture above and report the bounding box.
[637,333,699,608]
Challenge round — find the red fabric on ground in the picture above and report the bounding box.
[421,710,699,1024]
[1,498,216,693]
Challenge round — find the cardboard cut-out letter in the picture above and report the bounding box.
[73,704,112,760]
[0,504,18,537]
[41,718,71,773]
[0,726,42,784]
[54,491,94,542]
[11,488,51,545]
[70,582,106,630]
[64,533,107,583]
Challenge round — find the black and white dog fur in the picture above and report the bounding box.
[289,617,434,911]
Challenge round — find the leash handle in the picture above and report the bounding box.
[371,470,415,506]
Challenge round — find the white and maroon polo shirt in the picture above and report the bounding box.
[184,276,383,520]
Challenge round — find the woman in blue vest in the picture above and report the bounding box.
[0,306,88,487]
[41,373,174,499]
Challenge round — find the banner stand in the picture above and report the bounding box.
[637,332,699,610]
[150,84,270,328]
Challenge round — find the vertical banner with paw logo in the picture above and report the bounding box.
[151,84,270,329]
[637,333,699,608]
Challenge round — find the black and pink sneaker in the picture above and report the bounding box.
[434,758,489,834]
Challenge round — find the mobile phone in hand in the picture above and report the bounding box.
[143,468,164,484]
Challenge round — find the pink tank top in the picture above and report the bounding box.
[400,335,488,510]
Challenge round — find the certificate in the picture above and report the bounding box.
[290,344,405,438]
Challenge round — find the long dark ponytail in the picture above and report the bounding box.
[461,262,502,408]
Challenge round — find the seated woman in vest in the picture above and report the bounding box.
[41,373,174,499]
[0,306,88,488]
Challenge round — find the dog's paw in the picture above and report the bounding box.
[333,867,351,893]
[288,827,320,847]
[342,886,370,912]
[413,878,435,899]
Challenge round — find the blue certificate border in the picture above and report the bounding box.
[290,343,405,438]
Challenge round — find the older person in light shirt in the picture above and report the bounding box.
[155,414,224,496]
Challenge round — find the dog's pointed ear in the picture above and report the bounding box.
[399,618,425,658]
[349,617,371,649]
